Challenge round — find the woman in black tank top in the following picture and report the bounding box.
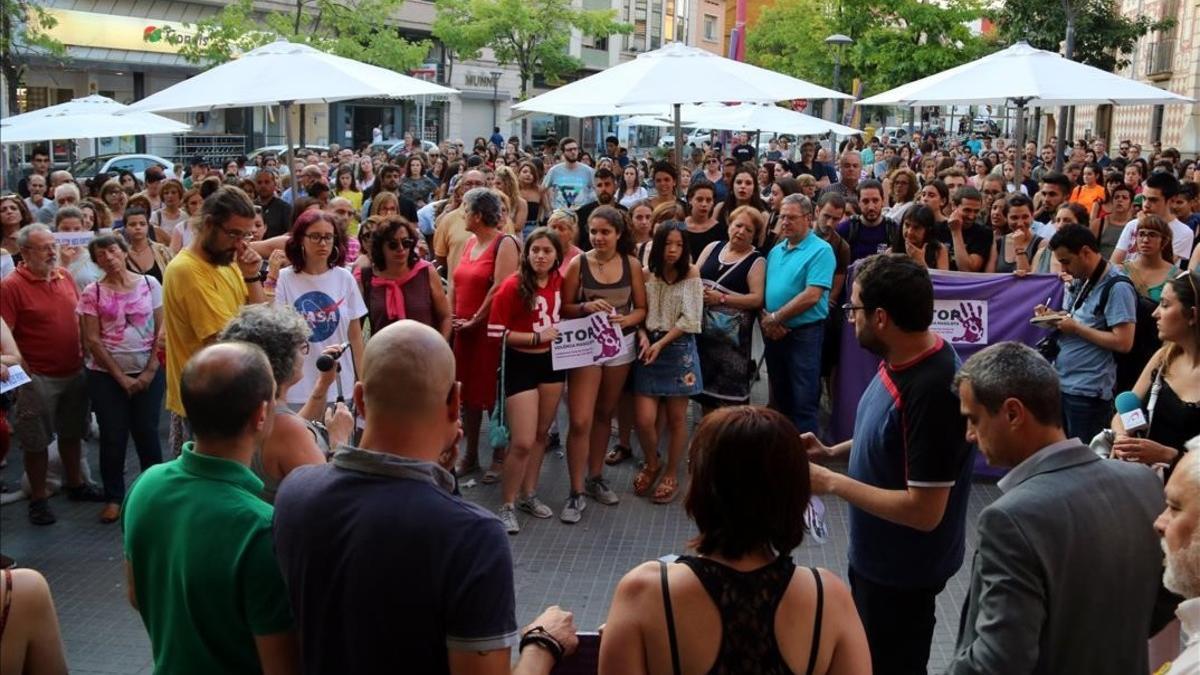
[598,407,870,674]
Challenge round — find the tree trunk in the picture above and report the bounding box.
[520,72,530,149]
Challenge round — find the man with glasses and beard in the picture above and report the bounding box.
[542,137,595,210]
[804,254,974,675]
[163,187,266,457]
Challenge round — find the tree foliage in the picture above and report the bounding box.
[1,0,67,114]
[989,0,1175,73]
[432,0,631,100]
[165,0,429,73]
[747,0,993,97]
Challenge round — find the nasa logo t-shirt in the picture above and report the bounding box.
[274,266,368,404]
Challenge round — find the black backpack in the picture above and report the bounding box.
[1092,275,1161,394]
[845,215,901,251]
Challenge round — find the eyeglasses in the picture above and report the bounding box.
[387,237,416,250]
[1135,230,1163,239]
[220,225,255,241]
[304,233,336,244]
[841,303,865,314]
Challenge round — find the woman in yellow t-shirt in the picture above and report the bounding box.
[334,166,363,216]
[1069,162,1106,213]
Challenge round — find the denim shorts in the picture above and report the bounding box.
[633,333,703,397]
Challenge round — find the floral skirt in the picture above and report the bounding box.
[633,333,703,397]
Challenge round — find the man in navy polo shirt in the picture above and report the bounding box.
[272,320,578,674]
[804,254,974,675]
[760,192,835,434]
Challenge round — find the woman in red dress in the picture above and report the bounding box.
[450,188,521,481]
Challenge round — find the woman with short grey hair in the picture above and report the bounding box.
[449,186,520,480]
[219,304,355,502]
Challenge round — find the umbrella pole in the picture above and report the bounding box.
[1013,98,1029,188]
[282,100,296,190]
[673,103,682,176]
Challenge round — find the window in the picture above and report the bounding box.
[704,15,716,41]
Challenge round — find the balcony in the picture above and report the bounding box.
[1144,38,1175,80]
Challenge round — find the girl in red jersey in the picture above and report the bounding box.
[487,227,566,534]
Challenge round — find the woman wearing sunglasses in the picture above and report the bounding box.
[273,210,367,409]
[356,215,451,339]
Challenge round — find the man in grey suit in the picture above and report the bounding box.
[946,341,1166,674]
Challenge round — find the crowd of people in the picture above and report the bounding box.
[1,127,1199,675]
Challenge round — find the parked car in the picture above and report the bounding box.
[971,117,1000,136]
[245,144,330,171]
[369,140,439,157]
[67,153,175,184]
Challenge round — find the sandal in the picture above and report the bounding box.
[99,503,121,524]
[633,462,662,496]
[652,476,679,504]
[605,444,634,466]
[481,459,505,484]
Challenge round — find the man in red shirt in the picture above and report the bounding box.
[1,224,104,525]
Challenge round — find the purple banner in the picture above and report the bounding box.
[832,270,1067,473]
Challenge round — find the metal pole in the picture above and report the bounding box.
[1014,98,1029,187]
[1054,7,1076,171]
[673,103,683,175]
[282,100,296,184]
[832,51,842,123]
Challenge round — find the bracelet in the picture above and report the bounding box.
[519,627,564,664]
[1015,249,1027,256]
[244,274,263,284]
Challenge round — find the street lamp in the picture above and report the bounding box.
[824,33,853,124]
[491,70,503,129]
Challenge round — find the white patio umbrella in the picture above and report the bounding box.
[1,95,191,144]
[856,41,1193,183]
[616,115,685,129]
[513,42,851,167]
[678,103,862,137]
[128,39,458,170]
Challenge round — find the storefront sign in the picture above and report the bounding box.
[464,71,501,88]
[43,8,204,55]
[551,313,635,371]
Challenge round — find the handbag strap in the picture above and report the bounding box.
[494,332,507,418]
[710,243,753,289]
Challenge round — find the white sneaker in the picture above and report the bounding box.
[498,503,520,535]
[584,475,620,505]
[517,493,554,519]
[560,494,586,524]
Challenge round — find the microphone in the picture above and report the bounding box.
[1114,391,1147,438]
[316,343,351,372]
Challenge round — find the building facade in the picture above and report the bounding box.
[9,0,522,165]
[1072,0,1198,155]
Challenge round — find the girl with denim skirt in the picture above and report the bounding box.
[632,221,704,504]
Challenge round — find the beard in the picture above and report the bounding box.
[855,323,886,357]
[202,231,237,266]
[1163,535,1200,599]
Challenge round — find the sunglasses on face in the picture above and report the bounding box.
[387,237,417,250]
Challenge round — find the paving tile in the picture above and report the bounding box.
[0,384,1000,673]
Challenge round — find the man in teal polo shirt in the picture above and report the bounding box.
[760,192,835,433]
[123,342,297,675]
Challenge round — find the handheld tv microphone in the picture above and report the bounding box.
[315,343,351,372]
[1114,391,1147,438]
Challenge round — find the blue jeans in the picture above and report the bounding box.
[763,321,824,434]
[87,368,165,502]
[1061,392,1112,445]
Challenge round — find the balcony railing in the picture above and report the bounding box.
[1145,38,1175,78]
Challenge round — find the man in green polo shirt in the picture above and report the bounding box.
[123,342,297,675]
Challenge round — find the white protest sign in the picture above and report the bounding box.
[551,312,635,371]
[0,365,32,394]
[52,231,95,248]
[931,299,989,345]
